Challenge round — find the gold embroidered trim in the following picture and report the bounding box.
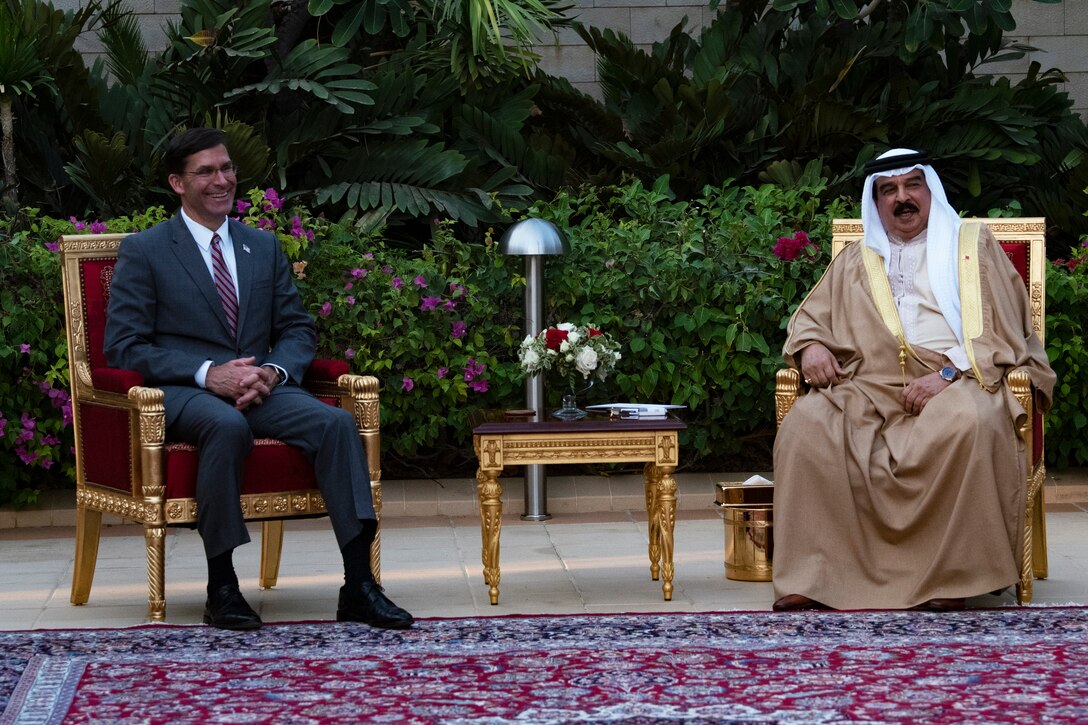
[957,222,988,389]
[861,243,916,385]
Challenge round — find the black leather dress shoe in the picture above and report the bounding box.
[203,584,262,631]
[337,581,414,629]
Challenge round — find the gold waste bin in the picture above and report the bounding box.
[714,483,774,582]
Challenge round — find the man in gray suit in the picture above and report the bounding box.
[104,128,413,630]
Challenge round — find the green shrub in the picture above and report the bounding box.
[1045,241,1088,468]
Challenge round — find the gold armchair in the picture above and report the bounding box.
[774,217,1048,604]
[60,233,383,622]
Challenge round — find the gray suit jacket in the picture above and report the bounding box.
[104,214,317,425]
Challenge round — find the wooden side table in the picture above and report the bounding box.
[472,419,687,605]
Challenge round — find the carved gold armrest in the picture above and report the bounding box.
[775,368,803,429]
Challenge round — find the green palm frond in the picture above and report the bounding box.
[224,40,376,113]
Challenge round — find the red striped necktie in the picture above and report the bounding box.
[210,233,238,337]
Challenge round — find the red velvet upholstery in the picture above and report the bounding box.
[1000,241,1044,464]
[165,440,319,498]
[79,403,133,494]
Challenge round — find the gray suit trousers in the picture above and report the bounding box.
[167,385,375,558]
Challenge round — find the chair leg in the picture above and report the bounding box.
[70,506,102,606]
[371,478,382,586]
[1032,477,1048,579]
[146,524,166,621]
[260,520,285,589]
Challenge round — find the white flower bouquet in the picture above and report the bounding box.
[518,322,622,387]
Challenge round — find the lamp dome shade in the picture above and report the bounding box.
[498,219,569,255]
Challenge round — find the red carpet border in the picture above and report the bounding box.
[2,607,1088,723]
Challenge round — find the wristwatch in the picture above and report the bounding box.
[939,366,959,382]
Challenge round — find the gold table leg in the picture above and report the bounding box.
[477,468,504,605]
[654,464,677,601]
[643,462,661,581]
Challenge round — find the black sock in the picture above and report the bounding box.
[342,519,378,588]
[207,550,238,593]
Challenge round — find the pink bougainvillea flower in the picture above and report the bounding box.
[773,230,817,262]
[0,416,7,437]
[449,282,467,297]
[413,275,427,288]
[90,221,108,234]
[392,277,403,289]
[402,376,414,392]
[451,321,467,339]
[381,265,393,275]
[346,295,356,306]
[344,281,354,290]
[319,301,333,318]
[437,367,448,379]
[69,217,87,231]
[443,299,457,311]
[463,358,485,382]
[45,240,60,253]
[344,348,355,360]
[19,343,31,354]
[469,379,489,393]
[351,268,368,279]
[236,200,252,214]
[264,188,283,210]
[363,253,374,259]
[420,296,442,311]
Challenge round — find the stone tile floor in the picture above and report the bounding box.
[1,471,1086,630]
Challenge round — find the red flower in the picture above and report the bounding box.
[545,328,569,351]
[588,328,602,337]
[773,230,817,262]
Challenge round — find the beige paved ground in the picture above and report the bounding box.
[1,471,1086,630]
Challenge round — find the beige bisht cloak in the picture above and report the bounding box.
[772,225,1055,609]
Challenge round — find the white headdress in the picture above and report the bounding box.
[860,148,964,343]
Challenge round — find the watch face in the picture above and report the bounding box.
[940,366,956,382]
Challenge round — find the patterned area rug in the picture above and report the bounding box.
[3,607,1088,724]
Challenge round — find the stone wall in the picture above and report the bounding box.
[56,0,1087,117]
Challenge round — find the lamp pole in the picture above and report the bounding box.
[499,219,569,522]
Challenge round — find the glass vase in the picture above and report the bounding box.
[552,378,593,420]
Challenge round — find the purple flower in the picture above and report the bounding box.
[236,200,252,214]
[363,253,374,259]
[0,416,7,437]
[463,358,485,382]
[42,435,60,446]
[42,459,54,470]
[381,265,393,275]
[90,221,108,234]
[469,379,489,393]
[319,301,333,318]
[437,367,448,379]
[69,217,87,231]
[16,447,38,465]
[443,299,457,311]
[62,402,72,428]
[346,295,356,306]
[19,343,30,354]
[413,275,427,288]
[451,321,467,339]
[344,348,356,360]
[45,240,60,253]
[401,376,414,392]
[21,413,36,430]
[420,296,442,312]
[351,268,368,279]
[264,188,283,210]
[392,277,403,289]
[449,283,467,297]
[344,282,354,290]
